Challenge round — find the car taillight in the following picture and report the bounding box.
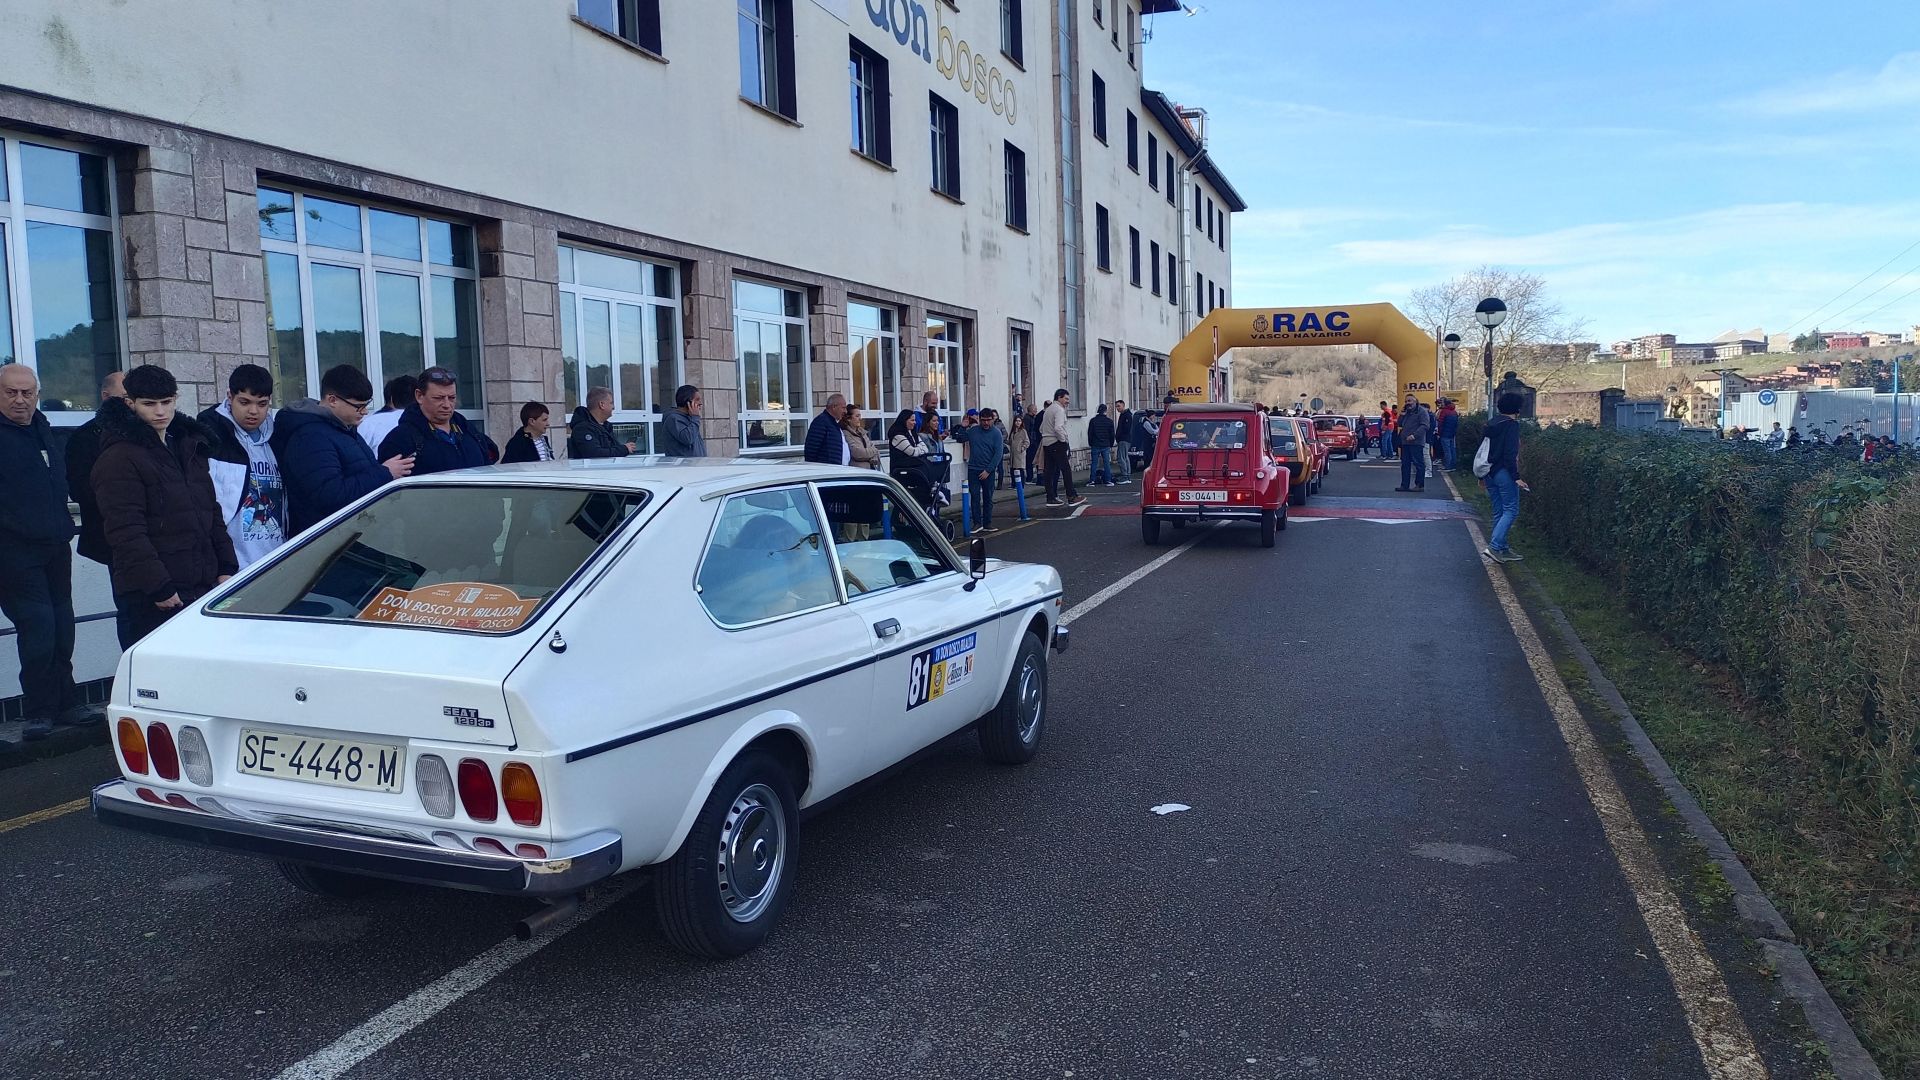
[117,718,149,775]
[500,762,543,827]
[1231,491,1250,503]
[456,759,498,822]
[416,755,455,819]
[514,843,548,859]
[146,723,180,781]
[177,726,212,786]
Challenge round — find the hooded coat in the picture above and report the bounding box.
[90,398,237,604]
[198,403,287,568]
[271,399,392,536]
[377,402,494,476]
[566,406,631,459]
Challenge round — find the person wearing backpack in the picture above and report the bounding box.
[1478,392,1530,563]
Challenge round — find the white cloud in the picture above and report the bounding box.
[1732,50,1920,115]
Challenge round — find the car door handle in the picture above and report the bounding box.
[874,619,901,639]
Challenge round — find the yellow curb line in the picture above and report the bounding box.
[0,796,89,835]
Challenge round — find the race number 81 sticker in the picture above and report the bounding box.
[907,632,977,710]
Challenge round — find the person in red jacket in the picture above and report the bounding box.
[1380,402,1398,460]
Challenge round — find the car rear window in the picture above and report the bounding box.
[1267,422,1299,453]
[211,485,647,633]
[1164,418,1248,451]
[1314,418,1350,431]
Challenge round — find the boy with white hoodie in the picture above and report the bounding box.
[197,364,288,569]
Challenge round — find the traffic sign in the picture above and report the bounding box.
[1757,389,1777,406]
[1309,397,1324,411]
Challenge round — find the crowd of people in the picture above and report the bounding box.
[1739,420,1915,462]
[0,359,713,744]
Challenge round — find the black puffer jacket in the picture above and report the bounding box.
[565,406,630,459]
[0,409,75,546]
[90,398,238,604]
[65,415,110,563]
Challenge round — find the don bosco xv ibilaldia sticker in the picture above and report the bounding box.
[907,633,977,710]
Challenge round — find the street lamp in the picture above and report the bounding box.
[1442,332,1461,393]
[1474,297,1507,415]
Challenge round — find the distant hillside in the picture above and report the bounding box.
[1229,345,1399,415]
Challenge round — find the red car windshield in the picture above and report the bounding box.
[1165,418,1247,451]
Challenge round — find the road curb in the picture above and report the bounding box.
[0,720,109,771]
[1523,577,1883,1080]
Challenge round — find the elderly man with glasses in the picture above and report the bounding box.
[271,364,415,536]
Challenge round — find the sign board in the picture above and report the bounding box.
[356,582,539,633]
[1309,397,1324,412]
[1757,389,1777,406]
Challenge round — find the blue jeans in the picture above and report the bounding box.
[1090,447,1112,485]
[1381,434,1395,459]
[969,471,996,528]
[0,540,79,719]
[1114,441,1131,480]
[1399,442,1426,488]
[1486,468,1520,551]
[1440,436,1457,471]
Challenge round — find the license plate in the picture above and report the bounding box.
[238,729,405,793]
[1178,489,1228,502]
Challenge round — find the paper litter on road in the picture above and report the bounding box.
[1149,803,1191,816]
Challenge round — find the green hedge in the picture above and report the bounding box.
[1497,423,1920,866]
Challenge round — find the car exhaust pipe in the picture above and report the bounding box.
[514,894,581,940]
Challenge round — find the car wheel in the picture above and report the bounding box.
[1277,506,1289,531]
[276,860,383,898]
[1142,517,1161,544]
[1172,519,1186,530]
[979,633,1047,765]
[654,748,798,959]
[1260,510,1277,548]
[1289,484,1306,507]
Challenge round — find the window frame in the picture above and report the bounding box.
[0,131,128,425]
[1092,0,1102,26]
[1128,226,1141,287]
[1147,133,1159,189]
[694,483,846,631]
[848,299,902,441]
[1126,5,1136,67]
[849,38,894,165]
[738,0,797,120]
[557,242,684,454]
[1091,74,1107,144]
[733,276,812,454]
[930,93,962,199]
[257,184,480,415]
[1125,111,1139,172]
[1165,152,1175,205]
[1002,141,1028,232]
[1168,251,1178,307]
[1149,240,1161,296]
[815,478,961,603]
[926,313,969,423]
[574,0,663,54]
[1094,204,1111,272]
[999,0,1024,66]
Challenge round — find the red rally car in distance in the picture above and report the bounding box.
[1312,415,1358,460]
[1141,403,1289,548]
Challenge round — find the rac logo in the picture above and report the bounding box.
[1263,311,1349,333]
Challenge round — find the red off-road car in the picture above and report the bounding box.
[1141,404,1290,548]
[1313,415,1358,460]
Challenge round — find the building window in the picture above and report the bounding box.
[1110,0,1120,47]
[576,0,662,53]
[1126,6,1135,67]
[1098,344,1114,407]
[1207,196,1217,241]
[257,186,479,415]
[738,0,796,119]
[1165,152,1175,205]
[1147,134,1159,189]
[1003,142,1028,231]
[1092,0,1102,26]
[1000,0,1023,65]
[0,135,122,420]
[1126,111,1138,171]
[1091,74,1107,143]
[930,93,961,199]
[1009,323,1032,404]
[1149,240,1161,295]
[849,300,900,441]
[927,314,968,421]
[1219,209,1227,250]
[734,278,809,451]
[1094,204,1111,271]
[1196,272,1203,312]
[1065,338,1083,405]
[849,39,892,164]
[1194,182,1204,227]
[1128,227,1141,287]
[1167,251,1178,307]
[557,244,682,453]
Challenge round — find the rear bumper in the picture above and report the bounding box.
[91,780,621,897]
[1141,505,1270,522]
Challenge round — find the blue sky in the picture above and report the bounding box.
[1141,0,1920,346]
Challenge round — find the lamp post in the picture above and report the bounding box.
[1442,332,1461,394]
[1474,297,1507,415]
[1895,353,1910,444]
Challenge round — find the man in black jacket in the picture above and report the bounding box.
[64,369,124,568]
[1086,403,1116,486]
[804,394,850,465]
[0,365,90,740]
[376,366,494,476]
[566,387,634,459]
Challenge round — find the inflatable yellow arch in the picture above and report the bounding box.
[1168,303,1443,406]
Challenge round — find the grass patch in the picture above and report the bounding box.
[1459,478,1920,1076]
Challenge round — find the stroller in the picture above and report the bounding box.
[890,445,956,539]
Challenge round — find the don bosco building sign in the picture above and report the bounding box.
[866,0,1019,123]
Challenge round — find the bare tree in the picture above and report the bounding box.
[1407,266,1592,398]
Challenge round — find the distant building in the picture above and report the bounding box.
[1767,332,1796,353]
[1823,333,1868,349]
[1657,342,1713,366]
[1628,333,1676,360]
[1862,331,1906,348]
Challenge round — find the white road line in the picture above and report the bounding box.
[1467,519,1768,1080]
[274,882,639,1080]
[1059,528,1209,626]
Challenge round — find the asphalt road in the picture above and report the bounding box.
[0,453,1818,1079]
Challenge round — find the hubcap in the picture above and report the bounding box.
[715,783,786,923]
[1016,654,1044,744]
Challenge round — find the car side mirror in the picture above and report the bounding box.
[965,537,987,590]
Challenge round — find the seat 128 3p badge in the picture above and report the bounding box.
[909,632,977,710]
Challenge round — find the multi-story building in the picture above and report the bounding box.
[0,0,1242,454]
[1628,333,1677,360]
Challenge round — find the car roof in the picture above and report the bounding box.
[384,457,881,499]
[1166,402,1259,415]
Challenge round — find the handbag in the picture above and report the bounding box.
[1472,436,1493,478]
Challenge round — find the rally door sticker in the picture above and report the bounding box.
[907,632,977,710]
[355,582,539,632]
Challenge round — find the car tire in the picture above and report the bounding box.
[1289,485,1306,506]
[1277,506,1289,531]
[979,632,1047,765]
[654,748,799,959]
[1142,517,1161,544]
[275,860,383,898]
[1260,510,1277,548]
[1172,519,1186,530]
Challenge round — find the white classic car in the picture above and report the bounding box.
[92,459,1068,957]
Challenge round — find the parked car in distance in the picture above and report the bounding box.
[1298,417,1330,492]
[1312,415,1358,460]
[1141,404,1288,547]
[1266,416,1320,507]
[92,460,1069,959]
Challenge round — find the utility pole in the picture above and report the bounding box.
[1711,367,1741,434]
[1896,354,1911,444]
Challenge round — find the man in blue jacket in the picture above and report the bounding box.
[377,366,495,475]
[803,393,850,465]
[272,365,414,535]
[954,407,1006,532]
